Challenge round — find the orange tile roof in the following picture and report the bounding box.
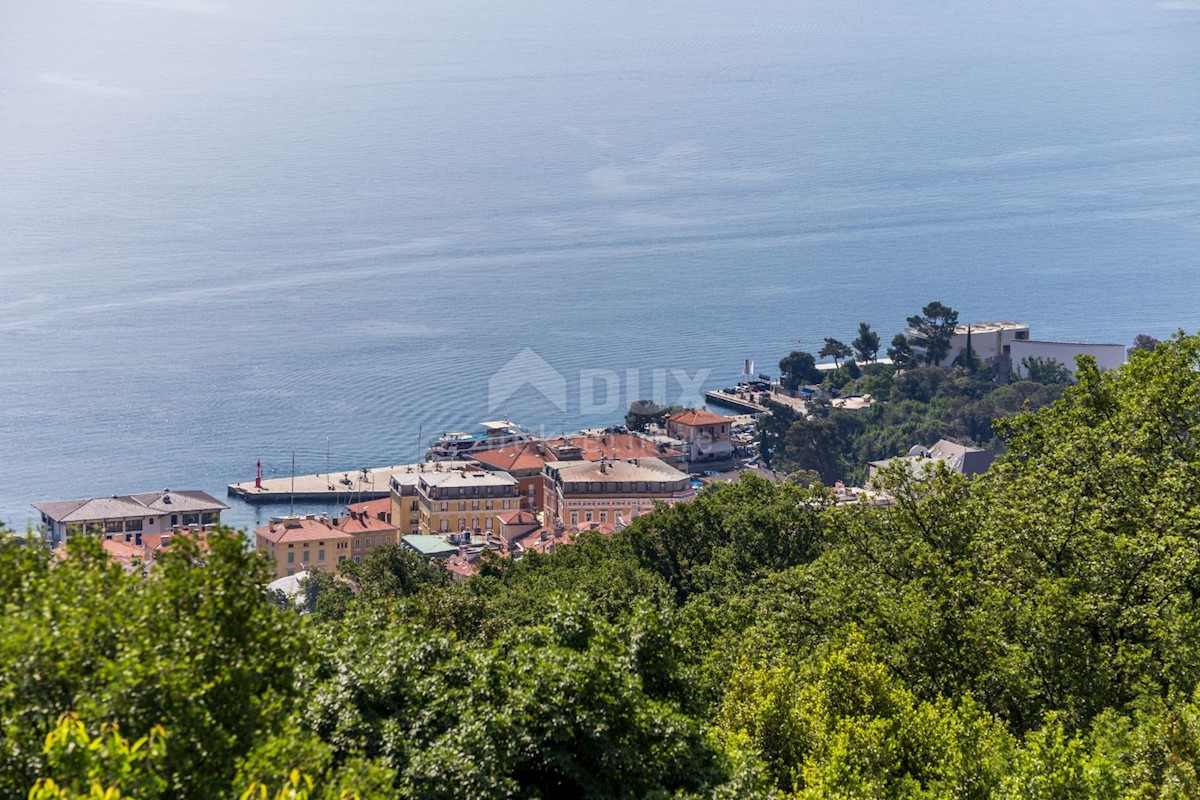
[346,498,391,518]
[497,510,540,526]
[102,539,142,563]
[471,443,548,472]
[667,409,729,427]
[546,433,681,461]
[255,517,353,545]
[333,512,397,535]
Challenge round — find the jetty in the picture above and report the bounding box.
[227,463,425,503]
[704,390,767,414]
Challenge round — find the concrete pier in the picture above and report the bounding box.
[705,390,767,414]
[227,463,424,503]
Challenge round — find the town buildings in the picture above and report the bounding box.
[255,514,352,579]
[416,467,520,535]
[542,456,694,531]
[664,409,735,468]
[33,489,227,547]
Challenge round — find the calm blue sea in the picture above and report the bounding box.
[2,0,1198,531]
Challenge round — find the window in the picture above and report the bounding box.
[440,502,448,512]
[354,556,361,563]
[318,549,325,561]
[471,501,479,511]
[124,518,143,532]
[440,519,449,532]
[375,537,381,547]
[410,500,418,511]
[486,517,493,530]
[600,511,607,523]
[584,511,593,522]
[288,552,294,564]
[365,539,372,549]
[302,551,310,562]
[570,512,579,526]
[105,520,123,533]
[458,501,466,512]
[201,512,217,525]
[183,513,199,526]
[170,515,178,526]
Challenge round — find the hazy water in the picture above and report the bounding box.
[2,0,1198,531]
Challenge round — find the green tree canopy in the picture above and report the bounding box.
[779,350,820,390]
[852,322,881,363]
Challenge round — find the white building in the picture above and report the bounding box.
[1009,339,1125,377]
[905,321,1125,376]
[33,489,228,546]
[905,321,1030,368]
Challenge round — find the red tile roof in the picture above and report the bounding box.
[346,498,391,518]
[471,443,548,472]
[255,517,353,545]
[546,433,681,461]
[667,409,729,427]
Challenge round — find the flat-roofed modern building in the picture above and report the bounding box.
[1009,339,1125,376]
[542,457,694,531]
[33,489,227,546]
[904,321,1031,368]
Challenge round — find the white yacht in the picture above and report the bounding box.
[425,420,541,461]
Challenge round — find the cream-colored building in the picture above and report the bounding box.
[416,467,520,535]
[542,457,695,531]
[255,515,352,579]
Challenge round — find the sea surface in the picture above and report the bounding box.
[2,0,1198,531]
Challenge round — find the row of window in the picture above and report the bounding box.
[437,517,496,532]
[569,510,612,525]
[436,499,512,512]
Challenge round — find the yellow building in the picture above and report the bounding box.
[388,471,422,536]
[415,467,520,535]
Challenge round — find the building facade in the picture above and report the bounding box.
[415,467,520,535]
[34,489,227,546]
[663,409,734,468]
[542,457,694,531]
[255,515,353,579]
[1009,339,1125,376]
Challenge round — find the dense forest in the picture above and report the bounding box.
[6,334,1200,799]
